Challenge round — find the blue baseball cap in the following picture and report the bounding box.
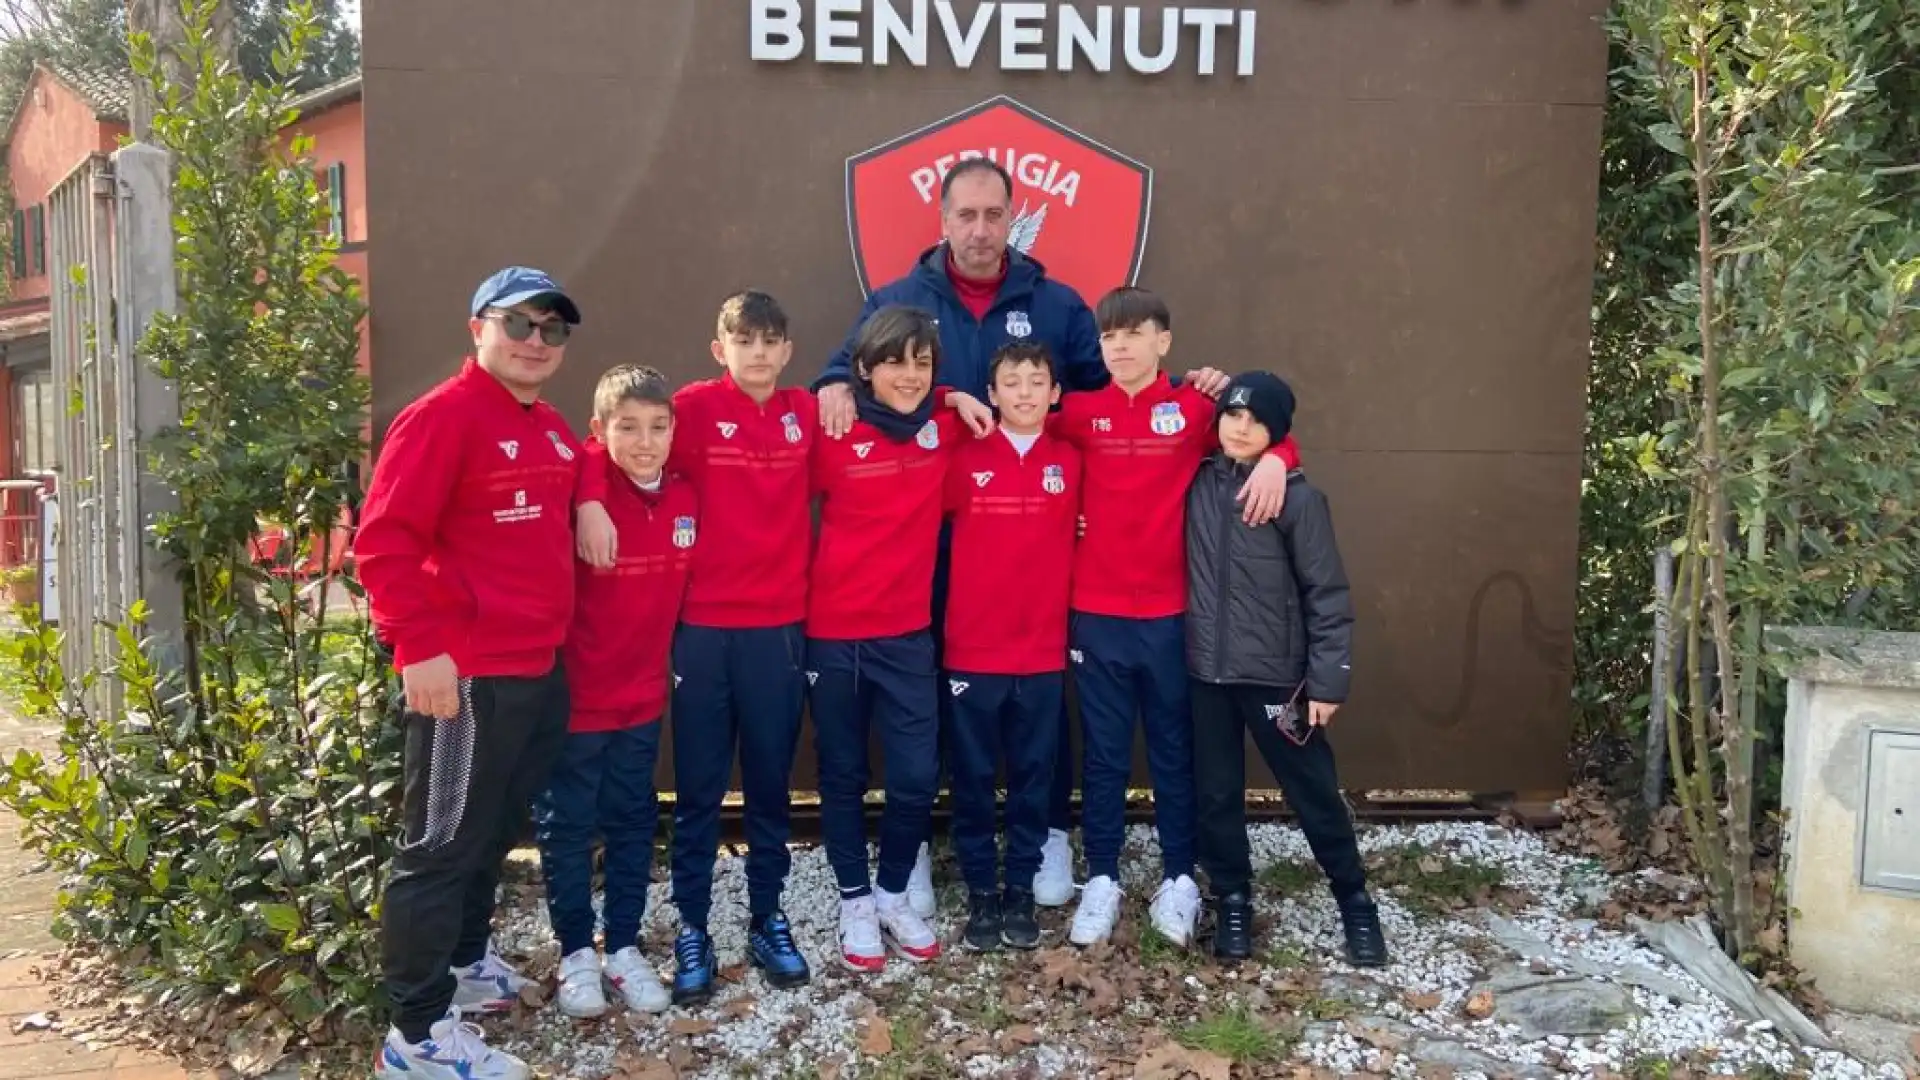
[470,266,581,325]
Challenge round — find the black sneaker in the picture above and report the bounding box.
[964,890,1004,951]
[1213,891,1253,962]
[1000,887,1040,950]
[1339,892,1388,968]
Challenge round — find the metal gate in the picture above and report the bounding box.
[44,144,179,715]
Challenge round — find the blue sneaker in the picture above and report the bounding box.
[747,911,812,989]
[670,927,717,1007]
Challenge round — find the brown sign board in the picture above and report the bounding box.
[362,0,1606,795]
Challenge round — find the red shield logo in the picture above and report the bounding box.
[846,96,1152,303]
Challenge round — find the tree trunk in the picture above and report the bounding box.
[127,0,237,141]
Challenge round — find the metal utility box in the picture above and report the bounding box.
[1862,728,1920,896]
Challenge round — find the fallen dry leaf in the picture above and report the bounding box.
[609,1051,677,1080]
[818,1057,845,1080]
[722,996,757,1020]
[718,963,748,983]
[1417,855,1445,875]
[1404,991,1443,1010]
[1006,1024,1040,1046]
[1351,1022,1406,1051]
[859,1017,893,1056]
[1464,990,1495,1019]
[1135,1039,1231,1080]
[516,983,547,1008]
[1086,974,1120,1016]
[666,1044,696,1071]
[667,1016,715,1037]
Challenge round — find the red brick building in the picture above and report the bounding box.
[0,63,367,563]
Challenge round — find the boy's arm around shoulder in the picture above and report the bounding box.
[1279,474,1353,704]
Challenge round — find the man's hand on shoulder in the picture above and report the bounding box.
[576,501,617,568]
[817,383,855,440]
[1238,454,1291,525]
[403,653,461,720]
[945,391,996,438]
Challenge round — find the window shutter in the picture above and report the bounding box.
[9,209,22,278]
[327,163,347,241]
[29,205,45,274]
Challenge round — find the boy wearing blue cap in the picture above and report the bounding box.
[363,267,583,1080]
[1183,370,1385,968]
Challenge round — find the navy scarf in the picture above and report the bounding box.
[854,386,935,443]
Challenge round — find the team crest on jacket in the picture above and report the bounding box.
[716,421,738,439]
[972,471,993,487]
[853,441,873,459]
[780,411,803,444]
[1150,402,1186,436]
[1006,310,1033,339]
[547,430,575,460]
[671,515,696,549]
[1042,464,1066,495]
[845,96,1153,304]
[498,440,518,460]
[916,421,940,450]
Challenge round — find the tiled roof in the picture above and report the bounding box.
[43,62,133,123]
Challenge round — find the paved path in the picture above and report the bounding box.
[0,701,195,1079]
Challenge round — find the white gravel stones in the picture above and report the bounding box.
[471,822,1910,1079]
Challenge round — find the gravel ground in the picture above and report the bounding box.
[476,821,1909,1080]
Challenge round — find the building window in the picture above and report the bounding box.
[8,209,22,279]
[15,368,57,473]
[317,162,347,241]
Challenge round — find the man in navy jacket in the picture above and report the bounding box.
[814,158,1109,425]
[813,158,1102,918]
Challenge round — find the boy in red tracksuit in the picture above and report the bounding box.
[534,366,693,1022]
[807,303,990,972]
[942,341,1081,953]
[363,266,582,1080]
[573,291,816,1004]
[1048,286,1299,952]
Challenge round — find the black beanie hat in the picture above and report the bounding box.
[1218,370,1296,441]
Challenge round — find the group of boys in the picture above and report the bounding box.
[361,246,1386,1080]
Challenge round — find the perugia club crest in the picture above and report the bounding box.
[846,96,1152,304]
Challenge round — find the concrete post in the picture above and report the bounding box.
[111,144,184,671]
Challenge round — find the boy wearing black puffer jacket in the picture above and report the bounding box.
[1184,370,1388,968]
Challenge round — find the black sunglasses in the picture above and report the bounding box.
[487,310,572,346]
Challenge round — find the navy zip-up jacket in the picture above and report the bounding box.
[815,243,1110,400]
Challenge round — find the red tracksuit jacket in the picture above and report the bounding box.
[577,375,814,629]
[807,410,963,641]
[942,429,1082,675]
[358,357,583,676]
[562,453,698,731]
[1051,373,1299,619]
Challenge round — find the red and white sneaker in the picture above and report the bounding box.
[876,887,941,963]
[839,895,886,972]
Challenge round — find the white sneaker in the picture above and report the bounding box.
[376,1009,528,1080]
[1070,874,1123,946]
[553,947,607,1019]
[908,842,938,918]
[603,946,671,1014]
[1149,874,1203,947]
[876,887,942,963]
[839,894,886,972]
[450,947,529,1013]
[1033,828,1075,907]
